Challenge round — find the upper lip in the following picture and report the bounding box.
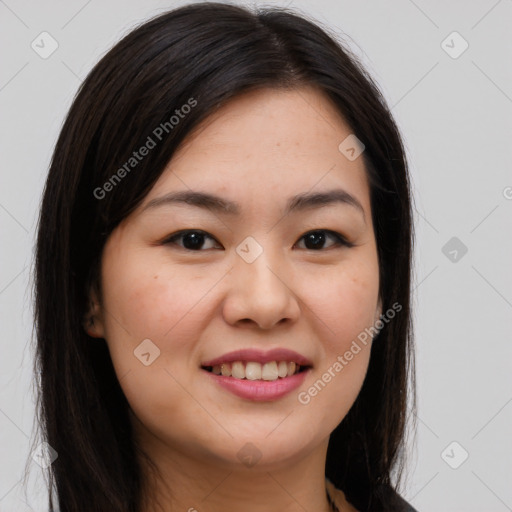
[201,348,313,367]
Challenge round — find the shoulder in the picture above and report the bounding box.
[390,489,419,512]
[326,478,419,512]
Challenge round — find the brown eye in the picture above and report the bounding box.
[163,230,221,251]
[295,230,354,250]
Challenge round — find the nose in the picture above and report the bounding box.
[222,247,300,330]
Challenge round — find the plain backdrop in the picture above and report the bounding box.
[1,1,511,511]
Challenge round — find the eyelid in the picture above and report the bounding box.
[298,230,356,249]
[161,229,221,249]
[162,229,355,250]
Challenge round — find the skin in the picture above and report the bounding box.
[86,85,381,512]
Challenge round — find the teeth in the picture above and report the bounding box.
[277,361,288,378]
[245,362,262,380]
[208,361,303,380]
[261,361,279,381]
[231,361,245,379]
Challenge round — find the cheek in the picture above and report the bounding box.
[101,250,213,343]
[296,258,378,415]
[303,259,379,346]
[98,254,211,436]
[99,249,225,405]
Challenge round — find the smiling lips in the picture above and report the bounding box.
[201,348,312,401]
[201,347,312,380]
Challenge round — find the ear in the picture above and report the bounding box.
[82,285,105,339]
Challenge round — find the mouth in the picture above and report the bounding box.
[200,348,313,381]
[201,360,311,381]
[200,348,313,401]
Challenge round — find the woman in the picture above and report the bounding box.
[33,2,417,511]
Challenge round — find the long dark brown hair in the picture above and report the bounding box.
[32,2,416,511]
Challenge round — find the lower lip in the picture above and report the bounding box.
[202,368,311,401]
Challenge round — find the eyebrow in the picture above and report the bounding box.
[141,188,366,223]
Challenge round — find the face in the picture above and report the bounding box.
[87,85,381,471]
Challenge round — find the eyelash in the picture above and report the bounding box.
[162,229,355,252]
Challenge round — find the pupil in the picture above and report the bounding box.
[305,231,325,250]
[183,232,203,250]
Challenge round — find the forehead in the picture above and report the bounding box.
[140,86,371,218]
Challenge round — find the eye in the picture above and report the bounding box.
[295,230,354,251]
[162,229,354,252]
[163,230,221,251]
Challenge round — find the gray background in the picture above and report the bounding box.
[1,0,511,510]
